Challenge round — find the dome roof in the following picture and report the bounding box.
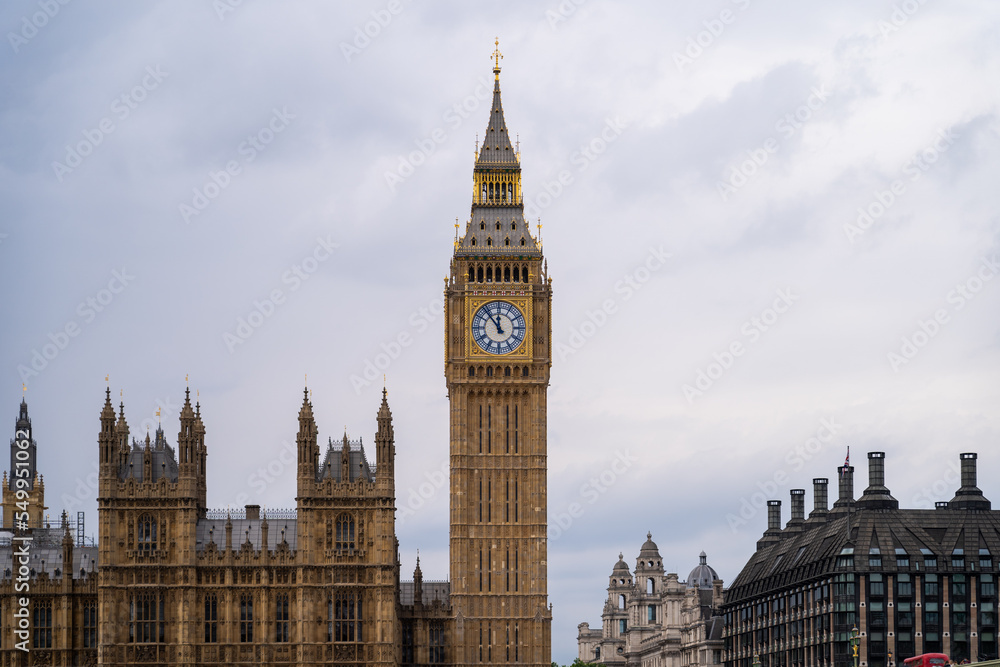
[638,532,661,558]
[612,552,631,574]
[687,551,718,589]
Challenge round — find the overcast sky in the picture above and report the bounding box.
[2,1,999,662]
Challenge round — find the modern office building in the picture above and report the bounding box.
[722,452,1000,667]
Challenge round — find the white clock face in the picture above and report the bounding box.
[472,301,526,355]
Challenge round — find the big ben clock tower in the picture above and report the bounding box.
[445,42,552,666]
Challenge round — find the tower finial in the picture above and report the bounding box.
[492,37,503,81]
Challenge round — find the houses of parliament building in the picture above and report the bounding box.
[0,48,552,666]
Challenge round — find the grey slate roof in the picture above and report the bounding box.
[317,437,374,483]
[687,551,719,589]
[725,505,1000,604]
[118,426,179,483]
[475,74,518,167]
[195,517,298,552]
[0,528,98,580]
[457,206,540,255]
[399,580,450,606]
[707,614,725,641]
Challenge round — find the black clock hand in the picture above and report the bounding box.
[492,313,504,335]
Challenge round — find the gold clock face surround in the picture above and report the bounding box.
[465,295,533,359]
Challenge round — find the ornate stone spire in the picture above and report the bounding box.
[297,385,319,490]
[455,42,540,255]
[375,388,395,485]
[340,432,351,482]
[115,397,130,467]
[476,39,518,169]
[414,552,424,606]
[10,396,37,491]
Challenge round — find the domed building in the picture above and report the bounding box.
[578,533,725,666]
[689,551,719,590]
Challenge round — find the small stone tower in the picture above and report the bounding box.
[2,398,47,529]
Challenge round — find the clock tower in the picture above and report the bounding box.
[445,43,552,666]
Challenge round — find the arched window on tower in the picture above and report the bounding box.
[137,514,157,553]
[335,514,355,550]
[486,238,492,247]
[468,267,475,282]
[512,266,519,282]
[648,578,655,594]
[486,367,493,377]
[471,238,477,246]
[504,238,510,247]
[486,267,493,282]
[504,266,510,281]
[522,264,529,282]
[469,367,476,378]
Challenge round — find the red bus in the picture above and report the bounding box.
[903,654,950,667]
